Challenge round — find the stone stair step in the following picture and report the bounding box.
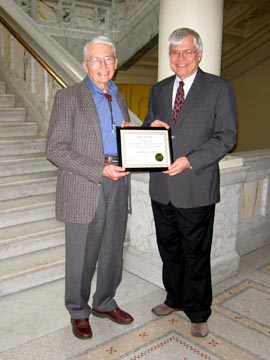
[0,193,56,228]
[0,171,57,200]
[0,136,46,155]
[0,246,65,297]
[0,94,16,107]
[0,81,63,298]
[0,153,56,176]
[0,107,26,121]
[0,218,64,260]
[0,121,38,137]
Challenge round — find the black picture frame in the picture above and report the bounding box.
[116,126,173,172]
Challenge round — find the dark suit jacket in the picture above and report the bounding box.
[46,77,130,224]
[143,69,237,208]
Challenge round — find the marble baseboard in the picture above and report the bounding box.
[237,222,270,256]
[211,250,240,284]
[124,247,163,288]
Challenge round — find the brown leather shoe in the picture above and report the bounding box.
[71,318,92,339]
[191,322,209,337]
[151,303,182,316]
[92,307,134,324]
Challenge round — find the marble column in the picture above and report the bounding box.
[158,0,224,80]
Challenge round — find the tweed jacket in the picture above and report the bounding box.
[46,77,130,224]
[143,69,237,208]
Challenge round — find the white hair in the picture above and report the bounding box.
[83,36,116,60]
[168,28,203,52]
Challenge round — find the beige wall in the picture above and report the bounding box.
[117,84,151,121]
[232,59,270,153]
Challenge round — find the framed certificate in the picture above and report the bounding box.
[116,126,173,171]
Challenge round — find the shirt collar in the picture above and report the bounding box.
[86,77,118,97]
[176,70,197,87]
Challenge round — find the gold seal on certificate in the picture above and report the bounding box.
[116,127,173,171]
[155,153,164,162]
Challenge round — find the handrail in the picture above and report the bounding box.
[0,15,67,88]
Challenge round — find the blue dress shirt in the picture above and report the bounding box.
[87,77,124,156]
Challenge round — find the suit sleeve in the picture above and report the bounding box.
[186,80,237,173]
[143,86,155,127]
[46,88,104,184]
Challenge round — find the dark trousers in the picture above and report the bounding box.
[151,199,215,323]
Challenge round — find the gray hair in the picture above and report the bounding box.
[168,28,203,52]
[83,36,116,60]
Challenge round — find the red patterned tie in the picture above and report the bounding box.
[172,81,185,122]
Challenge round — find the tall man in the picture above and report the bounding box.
[143,28,237,337]
[46,36,133,340]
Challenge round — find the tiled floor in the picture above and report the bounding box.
[0,244,269,360]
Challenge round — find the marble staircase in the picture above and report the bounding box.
[0,81,65,297]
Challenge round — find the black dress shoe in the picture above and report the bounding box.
[92,307,134,324]
[71,318,92,339]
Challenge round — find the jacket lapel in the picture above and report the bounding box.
[174,69,203,127]
[80,78,103,142]
[160,77,175,125]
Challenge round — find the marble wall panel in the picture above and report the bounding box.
[75,5,94,26]
[262,175,270,219]
[255,178,267,217]
[241,177,269,220]
[241,181,258,220]
[1,27,11,62]
[30,57,36,94]
[46,74,62,114]
[213,184,241,259]
[23,51,32,87]
[129,173,159,256]
[34,62,45,103]
[34,0,109,28]
[53,36,87,63]
[235,151,270,255]
[14,0,32,16]
[13,39,25,81]
[37,0,58,22]
[124,0,148,21]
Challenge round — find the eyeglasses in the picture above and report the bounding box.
[85,56,115,66]
[170,49,198,58]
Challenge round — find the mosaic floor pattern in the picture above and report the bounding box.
[75,315,259,360]
[74,277,270,360]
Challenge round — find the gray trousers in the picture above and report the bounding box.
[65,176,129,319]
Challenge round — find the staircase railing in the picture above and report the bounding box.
[0,0,86,134]
[0,15,67,89]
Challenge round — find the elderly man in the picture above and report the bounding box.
[46,36,133,340]
[143,28,237,337]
